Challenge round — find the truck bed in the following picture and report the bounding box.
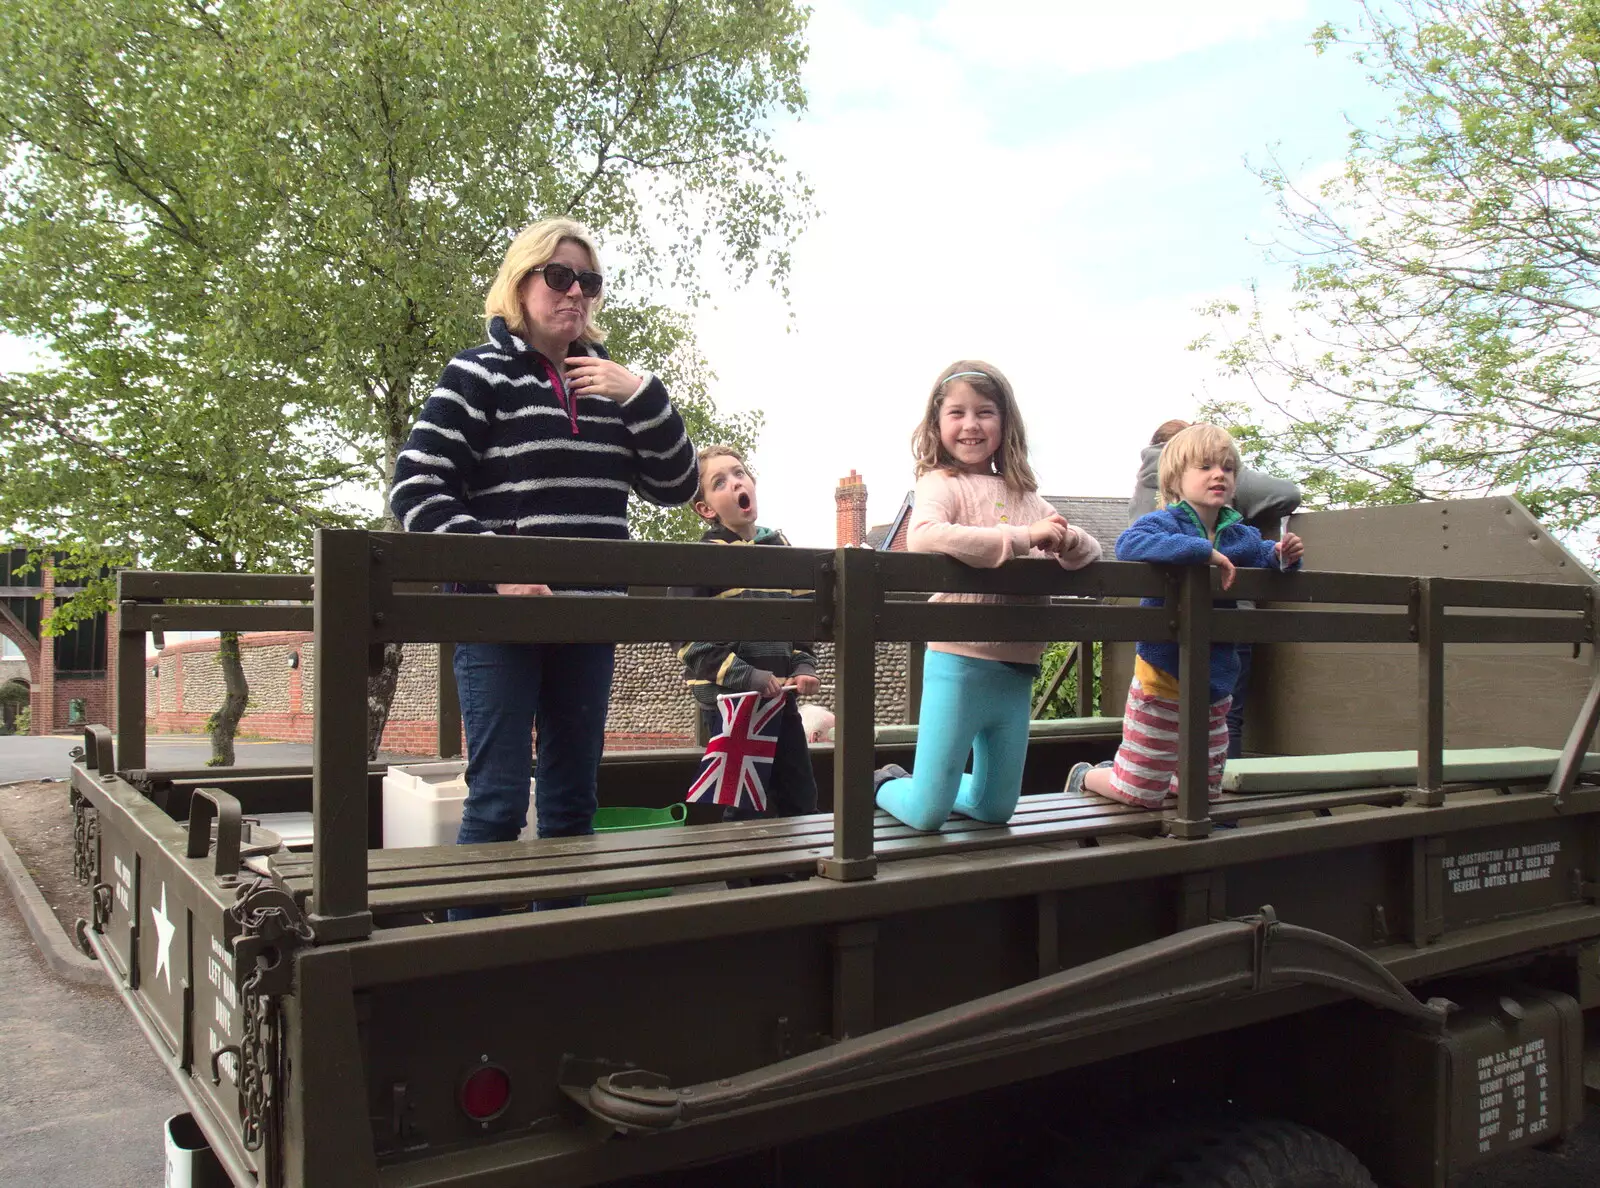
[261,775,1566,920]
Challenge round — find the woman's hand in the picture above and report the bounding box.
[1210,550,1237,590]
[792,673,821,696]
[564,356,642,402]
[496,582,552,596]
[1029,513,1069,553]
[1276,532,1305,567]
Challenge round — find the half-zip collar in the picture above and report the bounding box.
[1172,500,1241,542]
[488,316,580,436]
[539,357,579,436]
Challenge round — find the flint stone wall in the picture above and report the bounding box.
[144,634,913,751]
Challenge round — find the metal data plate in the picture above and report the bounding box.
[1446,988,1582,1171]
[1294,986,1584,1188]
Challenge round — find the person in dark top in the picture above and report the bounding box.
[1127,419,1302,758]
[390,217,697,917]
[671,445,820,829]
[1128,419,1301,531]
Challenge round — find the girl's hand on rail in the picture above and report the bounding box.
[1028,514,1069,554]
[1210,550,1237,590]
[496,583,553,596]
[1275,533,1304,567]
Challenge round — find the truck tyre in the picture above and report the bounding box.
[1142,1118,1376,1188]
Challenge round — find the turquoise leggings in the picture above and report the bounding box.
[875,649,1034,831]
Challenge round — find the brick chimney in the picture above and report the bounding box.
[835,470,868,547]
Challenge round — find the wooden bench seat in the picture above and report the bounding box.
[270,791,1161,909]
[264,776,1505,916]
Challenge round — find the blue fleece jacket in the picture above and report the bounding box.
[1116,503,1295,702]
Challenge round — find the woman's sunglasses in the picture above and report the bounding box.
[530,263,603,298]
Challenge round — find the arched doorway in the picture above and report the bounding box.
[0,675,29,734]
[0,601,42,735]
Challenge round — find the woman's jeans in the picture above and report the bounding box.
[1226,643,1253,759]
[449,641,614,919]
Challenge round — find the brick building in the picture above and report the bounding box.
[0,551,116,736]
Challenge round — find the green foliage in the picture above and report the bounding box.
[602,304,763,543]
[0,679,27,708]
[14,705,30,736]
[0,0,808,562]
[0,379,367,634]
[1195,0,1600,550]
[1030,642,1102,721]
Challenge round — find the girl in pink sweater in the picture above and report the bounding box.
[875,361,1102,831]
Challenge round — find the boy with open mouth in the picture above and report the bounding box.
[671,447,822,859]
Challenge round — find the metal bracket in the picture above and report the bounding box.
[830,922,878,1039]
[230,878,313,998]
[1570,870,1600,903]
[1410,836,1448,946]
[91,882,113,930]
[1547,661,1600,807]
[223,877,315,1152]
[1178,871,1227,930]
[81,724,114,774]
[187,787,243,883]
[816,855,878,881]
[570,907,1451,1133]
[72,918,96,959]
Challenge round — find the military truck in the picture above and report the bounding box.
[67,498,1600,1187]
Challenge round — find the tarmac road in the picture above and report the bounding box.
[0,889,181,1186]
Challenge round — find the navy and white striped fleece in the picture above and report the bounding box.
[389,316,696,590]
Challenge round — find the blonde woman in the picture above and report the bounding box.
[873,361,1102,832]
[390,218,696,916]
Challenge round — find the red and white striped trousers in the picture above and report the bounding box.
[1104,679,1231,809]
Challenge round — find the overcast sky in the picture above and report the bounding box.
[691,0,1387,545]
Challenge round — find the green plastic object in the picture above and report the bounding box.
[593,803,688,832]
[589,803,689,902]
[1221,746,1600,795]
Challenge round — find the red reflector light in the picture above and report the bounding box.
[460,1064,511,1121]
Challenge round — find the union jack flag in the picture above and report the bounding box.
[685,690,787,813]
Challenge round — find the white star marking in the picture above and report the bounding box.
[150,883,176,993]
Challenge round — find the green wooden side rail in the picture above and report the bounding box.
[112,530,1598,941]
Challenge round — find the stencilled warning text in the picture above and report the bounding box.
[112,853,132,914]
[1475,1037,1551,1155]
[206,934,239,1085]
[1444,842,1560,895]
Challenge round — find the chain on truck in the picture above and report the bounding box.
[66,498,1600,1188]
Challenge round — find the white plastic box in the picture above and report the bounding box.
[381,761,535,848]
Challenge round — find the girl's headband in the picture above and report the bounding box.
[940,370,989,386]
